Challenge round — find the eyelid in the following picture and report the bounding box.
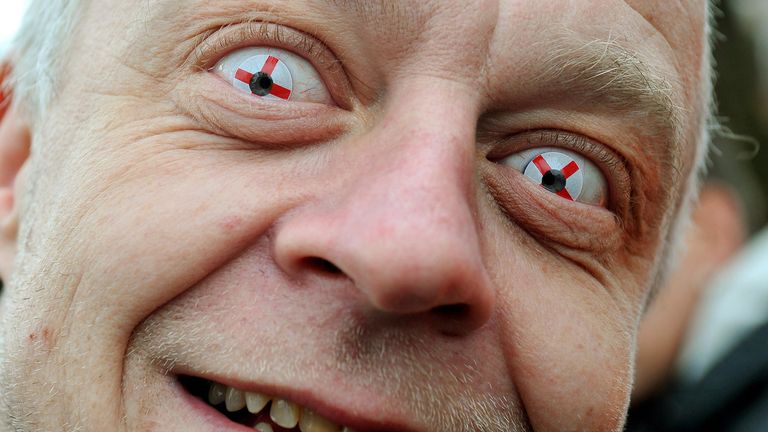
[188,21,353,109]
[488,129,632,215]
[488,130,616,166]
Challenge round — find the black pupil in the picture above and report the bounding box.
[249,72,273,96]
[541,170,567,193]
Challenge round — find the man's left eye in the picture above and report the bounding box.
[213,47,333,105]
[500,147,608,206]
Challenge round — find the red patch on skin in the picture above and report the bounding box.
[28,327,55,350]
[219,216,243,232]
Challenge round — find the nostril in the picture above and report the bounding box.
[432,304,476,336]
[432,303,471,318]
[303,257,343,275]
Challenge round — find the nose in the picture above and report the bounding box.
[273,83,495,334]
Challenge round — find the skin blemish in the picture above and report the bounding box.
[28,327,55,350]
[219,216,244,232]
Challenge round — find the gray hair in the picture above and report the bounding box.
[7,0,81,122]
[648,0,720,303]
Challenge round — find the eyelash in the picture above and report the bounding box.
[490,130,631,211]
[525,131,621,172]
[190,21,350,107]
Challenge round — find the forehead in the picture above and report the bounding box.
[68,0,707,169]
[85,0,705,65]
[74,0,705,150]
[81,0,706,101]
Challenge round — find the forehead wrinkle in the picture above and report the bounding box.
[324,0,433,36]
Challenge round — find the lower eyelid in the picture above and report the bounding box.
[483,167,624,253]
[174,72,351,147]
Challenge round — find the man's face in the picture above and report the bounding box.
[0,1,707,431]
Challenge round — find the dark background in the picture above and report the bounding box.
[710,0,768,233]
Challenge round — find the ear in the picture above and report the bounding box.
[0,62,31,282]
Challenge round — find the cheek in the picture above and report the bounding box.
[504,299,634,431]
[482,211,637,431]
[9,124,310,372]
[53,150,296,335]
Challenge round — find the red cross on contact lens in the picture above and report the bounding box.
[234,56,293,100]
[531,154,581,201]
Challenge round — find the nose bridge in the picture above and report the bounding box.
[369,78,479,210]
[273,79,494,332]
[347,81,480,261]
[335,90,492,322]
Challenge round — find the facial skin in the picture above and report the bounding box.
[0,1,707,431]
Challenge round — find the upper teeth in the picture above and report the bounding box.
[207,381,359,432]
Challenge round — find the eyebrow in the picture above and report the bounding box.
[536,35,683,147]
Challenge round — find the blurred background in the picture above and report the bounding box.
[1,1,767,430]
[712,0,768,231]
[0,1,25,55]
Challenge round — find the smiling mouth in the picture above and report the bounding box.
[180,375,358,432]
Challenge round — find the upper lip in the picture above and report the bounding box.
[179,369,422,432]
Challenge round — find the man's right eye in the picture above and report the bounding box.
[213,47,334,105]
